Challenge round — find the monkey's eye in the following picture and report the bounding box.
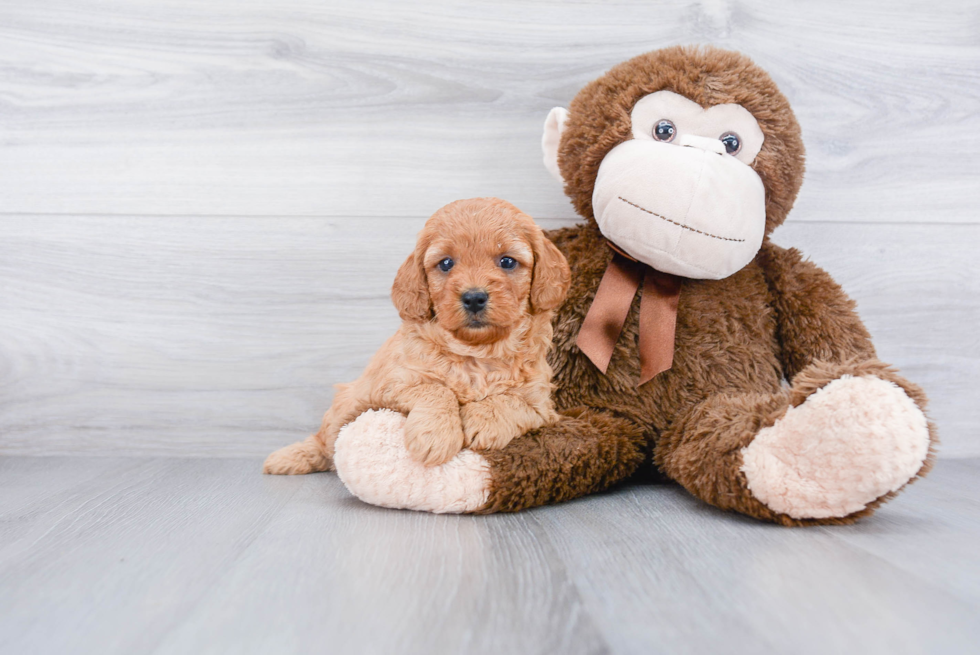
[437,257,454,272]
[720,132,741,155]
[653,120,676,142]
[499,256,517,270]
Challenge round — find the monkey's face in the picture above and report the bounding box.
[541,47,806,281]
[590,91,767,280]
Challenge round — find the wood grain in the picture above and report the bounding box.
[0,458,301,653]
[531,459,980,655]
[1,456,978,654]
[823,458,980,607]
[0,1,977,457]
[0,216,976,457]
[0,0,977,221]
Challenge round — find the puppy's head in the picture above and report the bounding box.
[391,198,570,345]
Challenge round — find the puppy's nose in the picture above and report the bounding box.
[461,289,489,314]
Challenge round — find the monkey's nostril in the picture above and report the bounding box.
[677,133,726,155]
[461,289,489,314]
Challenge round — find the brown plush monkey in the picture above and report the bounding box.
[332,45,937,525]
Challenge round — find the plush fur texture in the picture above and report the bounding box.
[335,409,491,513]
[471,46,937,524]
[328,46,937,525]
[558,46,805,236]
[741,376,931,519]
[264,198,570,474]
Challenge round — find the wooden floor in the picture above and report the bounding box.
[1,456,978,655]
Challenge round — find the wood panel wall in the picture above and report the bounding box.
[1,0,977,456]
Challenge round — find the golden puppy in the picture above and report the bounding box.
[264,198,571,474]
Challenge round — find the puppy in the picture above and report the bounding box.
[264,198,571,474]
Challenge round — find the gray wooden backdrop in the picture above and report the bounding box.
[1,0,977,458]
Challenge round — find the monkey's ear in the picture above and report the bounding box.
[530,230,571,313]
[391,249,432,321]
[542,107,569,183]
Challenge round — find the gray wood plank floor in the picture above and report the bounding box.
[1,456,978,655]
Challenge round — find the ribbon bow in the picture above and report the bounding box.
[576,244,682,385]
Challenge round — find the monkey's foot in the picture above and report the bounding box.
[740,376,930,519]
[333,409,491,513]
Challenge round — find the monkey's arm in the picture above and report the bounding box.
[756,241,877,379]
[650,240,935,524]
[756,241,934,417]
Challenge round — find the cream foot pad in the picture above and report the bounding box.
[333,409,491,514]
[741,376,930,519]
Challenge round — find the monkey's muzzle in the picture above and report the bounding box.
[592,138,766,280]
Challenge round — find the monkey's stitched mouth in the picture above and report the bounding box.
[617,196,746,243]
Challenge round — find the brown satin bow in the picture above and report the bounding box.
[576,244,682,385]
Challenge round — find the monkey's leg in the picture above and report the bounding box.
[333,407,647,513]
[476,408,647,513]
[656,359,937,526]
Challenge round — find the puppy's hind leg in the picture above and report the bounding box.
[265,392,360,475]
[263,435,333,475]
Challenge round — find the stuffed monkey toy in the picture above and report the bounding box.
[330,45,937,525]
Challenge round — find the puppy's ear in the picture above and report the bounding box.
[529,229,571,313]
[391,247,432,321]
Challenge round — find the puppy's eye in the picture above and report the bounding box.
[499,256,517,270]
[437,257,454,272]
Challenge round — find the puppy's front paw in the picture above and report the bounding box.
[461,399,521,451]
[404,406,465,467]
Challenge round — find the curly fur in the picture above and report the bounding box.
[264,198,570,473]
